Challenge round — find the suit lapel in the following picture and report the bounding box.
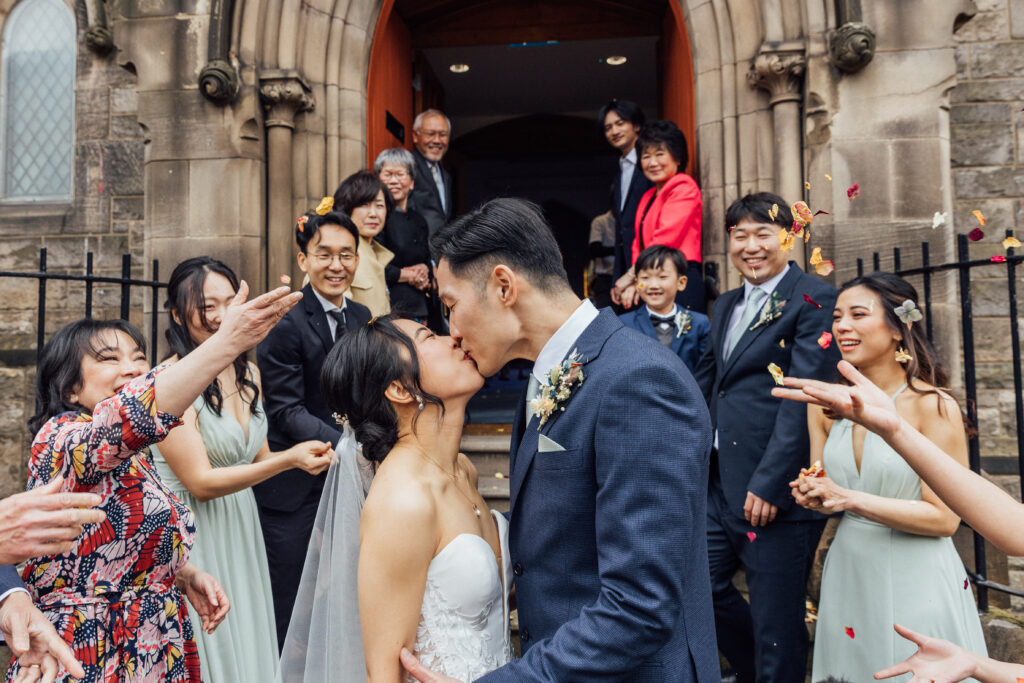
[669,317,687,356]
[711,288,742,373]
[509,309,619,512]
[301,285,336,353]
[722,265,803,375]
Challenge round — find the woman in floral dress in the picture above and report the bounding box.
[6,282,300,683]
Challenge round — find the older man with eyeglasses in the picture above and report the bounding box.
[408,109,454,236]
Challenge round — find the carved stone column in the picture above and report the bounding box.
[260,71,314,285]
[748,43,807,261]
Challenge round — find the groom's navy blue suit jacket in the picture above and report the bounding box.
[478,309,718,682]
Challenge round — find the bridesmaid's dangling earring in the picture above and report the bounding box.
[895,346,912,364]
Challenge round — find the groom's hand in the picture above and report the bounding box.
[400,648,462,683]
[744,491,778,527]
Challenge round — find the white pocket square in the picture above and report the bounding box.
[538,434,566,453]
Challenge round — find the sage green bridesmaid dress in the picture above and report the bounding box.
[153,392,279,682]
[811,384,987,682]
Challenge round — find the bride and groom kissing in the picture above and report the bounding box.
[279,198,718,682]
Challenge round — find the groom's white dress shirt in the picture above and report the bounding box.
[532,299,599,386]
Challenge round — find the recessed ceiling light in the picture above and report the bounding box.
[606,55,627,66]
[449,63,470,74]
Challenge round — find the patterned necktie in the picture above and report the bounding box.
[431,164,446,211]
[724,288,767,360]
[327,309,347,340]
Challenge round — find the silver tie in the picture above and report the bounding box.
[724,288,768,360]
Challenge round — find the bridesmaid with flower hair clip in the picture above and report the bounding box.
[791,271,986,682]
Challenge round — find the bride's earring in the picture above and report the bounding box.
[895,346,912,364]
[417,397,425,411]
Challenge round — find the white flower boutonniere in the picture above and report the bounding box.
[674,310,693,338]
[750,291,787,331]
[530,349,585,429]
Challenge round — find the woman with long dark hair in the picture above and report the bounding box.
[10,282,300,683]
[334,170,395,316]
[150,257,334,682]
[790,272,986,681]
[278,315,512,681]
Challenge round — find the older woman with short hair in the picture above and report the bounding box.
[374,148,432,322]
[612,119,705,312]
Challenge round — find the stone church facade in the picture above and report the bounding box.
[0,0,1022,614]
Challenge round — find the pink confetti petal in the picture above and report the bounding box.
[846,183,860,200]
[845,626,855,639]
[964,577,969,590]
[746,532,757,543]
[991,255,1007,263]
[817,331,833,349]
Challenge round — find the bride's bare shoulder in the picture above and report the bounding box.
[362,446,436,526]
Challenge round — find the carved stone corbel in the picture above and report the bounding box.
[198,0,240,104]
[828,22,877,73]
[83,0,113,55]
[747,50,806,105]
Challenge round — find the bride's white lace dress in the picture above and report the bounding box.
[408,510,513,682]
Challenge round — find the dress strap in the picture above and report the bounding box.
[890,382,909,400]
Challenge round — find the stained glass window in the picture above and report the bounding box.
[1,0,75,202]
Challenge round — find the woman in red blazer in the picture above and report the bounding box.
[612,120,705,312]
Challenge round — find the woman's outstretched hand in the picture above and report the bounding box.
[213,282,303,358]
[873,624,977,682]
[771,360,903,439]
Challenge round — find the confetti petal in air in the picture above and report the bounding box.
[778,228,796,253]
[804,294,822,309]
[813,210,831,217]
[746,532,757,543]
[779,339,786,348]
[1003,236,1022,250]
[968,227,985,242]
[791,220,803,235]
[809,247,823,265]
[791,201,814,227]
[804,181,811,190]
[845,626,855,639]
[964,578,969,590]
[799,461,826,479]
[815,260,835,276]
[817,331,833,349]
[932,211,948,229]
[825,173,833,181]
[767,363,785,386]
[992,255,1008,263]
[769,203,779,221]
[972,209,986,226]
[315,196,334,215]
[279,274,291,285]
[846,183,860,200]
[296,215,308,233]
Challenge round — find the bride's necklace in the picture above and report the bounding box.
[410,443,482,518]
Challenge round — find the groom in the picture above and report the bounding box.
[402,198,718,681]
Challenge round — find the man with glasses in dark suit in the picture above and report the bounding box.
[409,109,454,236]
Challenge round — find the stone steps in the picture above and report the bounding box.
[462,433,511,513]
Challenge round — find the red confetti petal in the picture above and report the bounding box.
[746,532,757,543]
[813,209,831,216]
[803,294,822,309]
[991,255,1007,263]
[845,626,855,639]
[847,183,860,200]
[817,331,833,349]
[968,227,985,241]
[791,220,803,234]
[964,577,969,590]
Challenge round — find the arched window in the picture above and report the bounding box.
[0,0,75,202]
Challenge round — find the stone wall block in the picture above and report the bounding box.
[954,11,1011,43]
[892,139,945,219]
[110,115,145,139]
[955,45,970,80]
[112,196,145,221]
[970,41,1024,79]
[76,87,111,141]
[976,362,1017,389]
[101,140,145,196]
[971,317,1023,362]
[137,91,242,161]
[953,198,1015,232]
[186,159,262,240]
[1017,198,1024,226]
[0,435,29,499]
[338,137,365,179]
[146,161,188,238]
[1013,0,1024,38]
[867,1,970,51]
[300,10,332,83]
[116,16,208,91]
[110,87,139,114]
[952,123,1015,166]
[954,166,1024,198]
[951,103,1012,124]
[951,78,1024,103]
[337,24,369,92]
[0,239,43,270]
[831,140,893,219]
[337,87,364,141]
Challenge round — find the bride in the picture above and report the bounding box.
[277,314,512,682]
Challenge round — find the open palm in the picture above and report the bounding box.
[873,624,976,682]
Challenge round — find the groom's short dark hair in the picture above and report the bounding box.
[430,198,570,292]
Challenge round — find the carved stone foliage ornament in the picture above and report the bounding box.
[747,51,806,105]
[829,22,876,73]
[259,72,315,129]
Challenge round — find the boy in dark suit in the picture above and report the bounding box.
[255,209,372,648]
[619,245,709,373]
[693,192,839,682]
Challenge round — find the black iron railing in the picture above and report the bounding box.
[856,231,1024,611]
[0,247,166,365]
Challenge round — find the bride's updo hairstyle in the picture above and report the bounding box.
[320,314,443,464]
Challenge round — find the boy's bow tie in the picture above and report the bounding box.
[650,313,675,325]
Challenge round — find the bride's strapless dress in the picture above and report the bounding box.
[408,510,513,682]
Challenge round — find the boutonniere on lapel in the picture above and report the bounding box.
[530,349,585,429]
[749,291,787,331]
[674,310,693,337]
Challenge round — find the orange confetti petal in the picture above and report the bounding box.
[817,331,833,349]
[746,532,757,542]
[809,247,823,266]
[972,209,986,226]
[791,201,814,227]
[815,260,835,277]
[279,274,291,285]
[769,203,779,221]
[845,626,855,639]
[847,183,860,200]
[804,181,811,190]
[778,228,796,253]
[824,173,832,181]
[767,363,784,386]
[1003,236,1022,249]
[778,339,786,348]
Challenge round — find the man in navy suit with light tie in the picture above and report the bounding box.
[693,192,839,682]
[402,198,718,682]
